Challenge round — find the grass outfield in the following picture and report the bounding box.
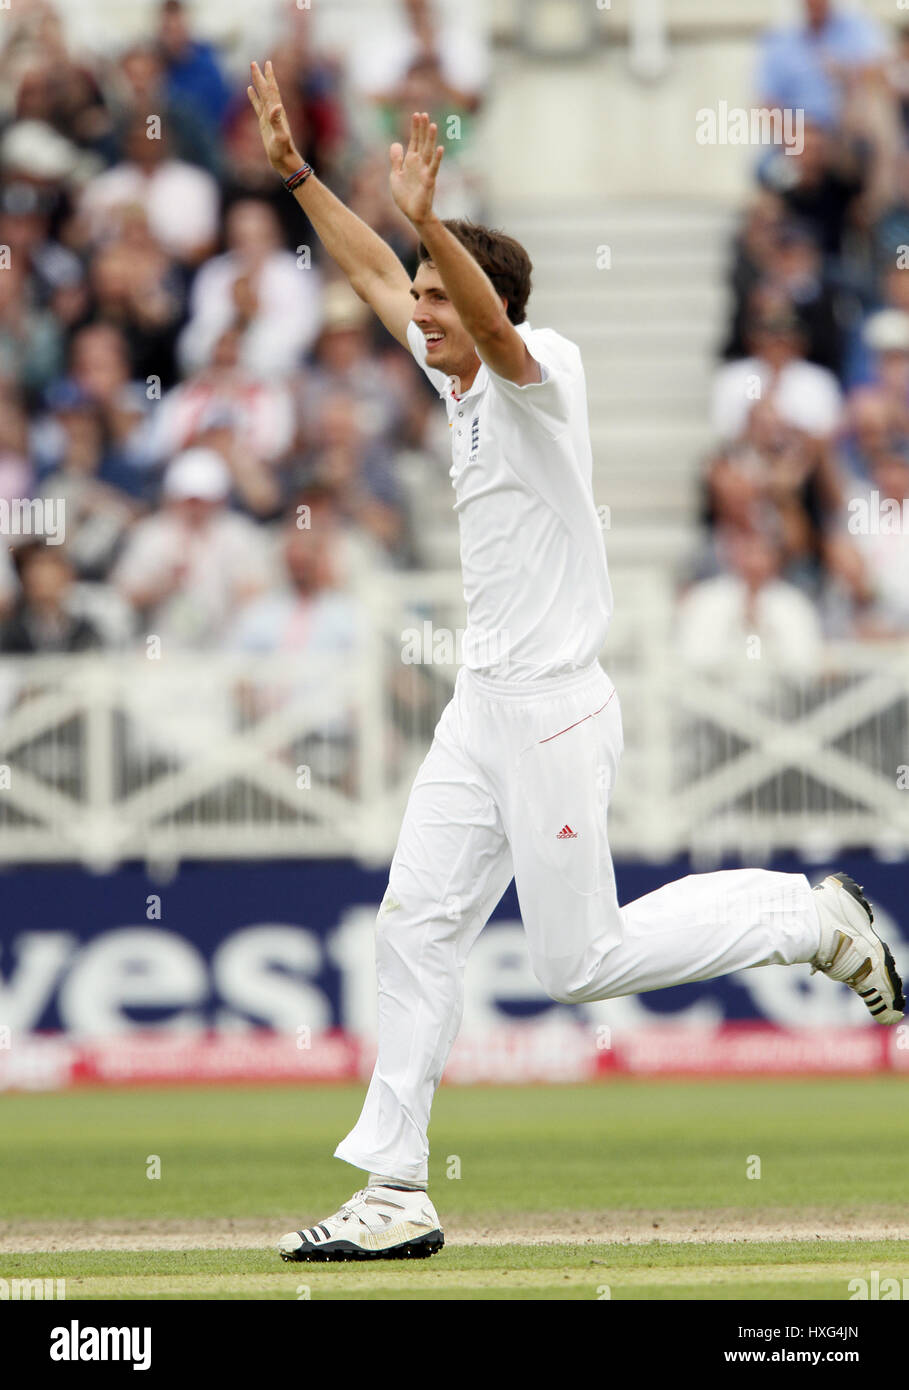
[0,1079,907,1300]
[3,1243,908,1300]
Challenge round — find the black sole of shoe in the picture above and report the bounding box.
[279,1231,444,1263]
[831,871,906,1013]
[830,871,873,922]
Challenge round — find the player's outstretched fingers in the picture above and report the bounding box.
[250,60,268,101]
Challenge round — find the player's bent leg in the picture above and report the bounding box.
[498,675,898,1016]
[526,867,823,1005]
[528,867,904,1025]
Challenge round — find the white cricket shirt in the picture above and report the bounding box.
[407,318,613,681]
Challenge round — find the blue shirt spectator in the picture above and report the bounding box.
[157,0,232,134]
[756,0,888,128]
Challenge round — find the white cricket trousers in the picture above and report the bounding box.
[335,660,821,1182]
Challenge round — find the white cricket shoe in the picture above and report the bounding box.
[278,1185,444,1262]
[811,871,905,1025]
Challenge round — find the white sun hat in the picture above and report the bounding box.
[863,309,909,354]
[162,448,231,501]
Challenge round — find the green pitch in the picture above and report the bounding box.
[1,1079,907,1300]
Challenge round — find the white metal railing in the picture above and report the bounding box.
[0,569,906,868]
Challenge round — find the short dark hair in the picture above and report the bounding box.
[417,219,533,325]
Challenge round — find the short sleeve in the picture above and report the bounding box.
[477,326,577,436]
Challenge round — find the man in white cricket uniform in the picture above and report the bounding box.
[247,62,905,1264]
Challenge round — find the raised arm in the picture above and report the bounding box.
[247,60,413,347]
[390,113,540,387]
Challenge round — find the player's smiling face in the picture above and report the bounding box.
[410,262,483,383]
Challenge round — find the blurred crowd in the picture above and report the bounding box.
[685,0,909,672]
[0,0,489,660]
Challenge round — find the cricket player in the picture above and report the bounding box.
[247,60,905,1264]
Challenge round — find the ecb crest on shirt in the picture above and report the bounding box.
[469,413,480,461]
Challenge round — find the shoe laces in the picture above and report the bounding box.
[336,1187,404,1229]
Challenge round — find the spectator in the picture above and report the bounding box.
[859,309,909,434]
[712,289,843,441]
[771,222,843,373]
[0,540,104,653]
[81,218,187,391]
[700,400,841,597]
[0,252,63,403]
[6,11,114,159]
[834,445,909,638]
[869,149,909,274]
[701,444,769,564]
[756,0,888,133]
[839,260,909,390]
[758,120,866,259]
[229,506,358,661]
[114,42,221,177]
[155,0,232,137]
[112,447,271,649]
[146,325,294,513]
[229,505,361,785]
[0,161,84,315]
[177,198,322,379]
[678,529,825,676]
[726,214,843,373]
[296,280,409,445]
[76,115,219,266]
[348,0,488,118]
[386,368,455,568]
[36,385,143,580]
[290,390,407,561]
[723,192,787,356]
[0,389,32,506]
[64,322,150,442]
[837,386,903,484]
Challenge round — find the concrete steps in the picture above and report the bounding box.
[493,198,734,568]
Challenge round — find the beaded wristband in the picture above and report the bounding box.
[283,162,313,193]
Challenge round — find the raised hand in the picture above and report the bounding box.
[389,112,444,227]
[247,59,302,179]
